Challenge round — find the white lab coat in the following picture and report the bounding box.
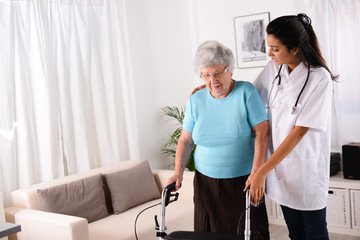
[254,60,332,210]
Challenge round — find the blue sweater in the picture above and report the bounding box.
[183,81,267,178]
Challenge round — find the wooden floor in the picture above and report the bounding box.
[269,224,360,240]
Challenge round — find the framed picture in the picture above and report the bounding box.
[234,12,270,69]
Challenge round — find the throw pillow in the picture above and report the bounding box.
[103,160,160,214]
[37,174,109,223]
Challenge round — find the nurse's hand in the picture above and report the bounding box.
[247,170,266,206]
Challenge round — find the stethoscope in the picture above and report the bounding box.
[266,64,310,114]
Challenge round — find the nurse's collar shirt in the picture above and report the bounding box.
[254,60,332,211]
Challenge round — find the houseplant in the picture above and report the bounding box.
[161,106,195,171]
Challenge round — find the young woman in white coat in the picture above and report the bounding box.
[246,14,338,240]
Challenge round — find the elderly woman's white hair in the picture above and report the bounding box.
[193,40,235,75]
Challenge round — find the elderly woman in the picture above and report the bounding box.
[167,40,270,239]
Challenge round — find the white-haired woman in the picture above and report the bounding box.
[167,40,270,239]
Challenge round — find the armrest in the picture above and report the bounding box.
[5,207,89,240]
[152,169,194,202]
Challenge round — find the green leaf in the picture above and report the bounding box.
[161,106,185,125]
[161,105,195,171]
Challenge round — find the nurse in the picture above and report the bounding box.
[247,14,338,240]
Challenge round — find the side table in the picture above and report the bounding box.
[0,222,21,238]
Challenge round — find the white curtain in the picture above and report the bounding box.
[300,0,360,151]
[0,0,140,206]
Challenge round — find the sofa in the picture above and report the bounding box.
[5,160,195,240]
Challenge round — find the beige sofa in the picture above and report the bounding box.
[5,160,195,240]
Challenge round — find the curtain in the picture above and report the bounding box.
[0,0,140,206]
[300,0,360,151]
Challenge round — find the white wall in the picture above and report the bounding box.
[190,0,303,82]
[126,0,304,169]
[126,0,195,169]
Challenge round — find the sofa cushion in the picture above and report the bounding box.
[37,174,109,223]
[103,160,160,214]
[88,199,194,240]
[102,176,114,214]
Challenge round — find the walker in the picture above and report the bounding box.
[154,183,253,240]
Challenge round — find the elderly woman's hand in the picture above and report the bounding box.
[167,174,183,191]
[244,169,257,192]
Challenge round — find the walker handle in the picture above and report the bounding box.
[165,182,176,192]
[164,182,180,206]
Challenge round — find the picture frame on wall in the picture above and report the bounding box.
[234,12,270,69]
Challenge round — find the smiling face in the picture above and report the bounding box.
[200,64,233,99]
[267,34,301,72]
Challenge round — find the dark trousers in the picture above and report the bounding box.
[194,170,270,240]
[281,205,329,240]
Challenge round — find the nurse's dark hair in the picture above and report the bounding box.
[267,13,338,80]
